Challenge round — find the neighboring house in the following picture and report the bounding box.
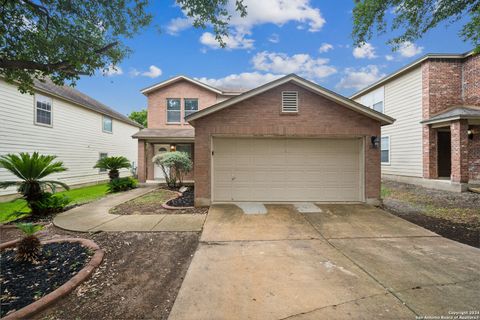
[0,78,142,199]
[351,51,479,192]
[134,74,394,206]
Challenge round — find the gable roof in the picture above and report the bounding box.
[140,75,243,96]
[350,50,475,99]
[185,74,395,126]
[33,79,142,128]
[421,106,480,124]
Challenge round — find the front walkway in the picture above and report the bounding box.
[53,187,205,232]
[169,203,480,319]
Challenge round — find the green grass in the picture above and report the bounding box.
[380,185,391,199]
[0,183,109,224]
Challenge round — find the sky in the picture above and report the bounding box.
[75,0,473,116]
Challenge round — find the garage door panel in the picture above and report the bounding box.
[212,138,362,202]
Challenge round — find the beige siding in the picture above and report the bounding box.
[381,67,423,177]
[0,80,138,196]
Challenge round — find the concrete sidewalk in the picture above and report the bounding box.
[53,187,205,232]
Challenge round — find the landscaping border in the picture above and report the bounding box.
[0,238,104,320]
[161,191,195,210]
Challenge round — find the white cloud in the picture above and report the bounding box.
[200,31,254,50]
[385,54,394,61]
[398,41,423,58]
[195,72,283,90]
[141,65,162,78]
[353,43,377,59]
[337,65,385,90]
[166,17,191,35]
[268,33,280,43]
[129,68,140,77]
[318,43,333,53]
[252,51,337,79]
[103,64,123,76]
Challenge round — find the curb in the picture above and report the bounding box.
[1,238,104,320]
[161,191,195,210]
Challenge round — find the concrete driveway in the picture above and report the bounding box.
[169,204,480,320]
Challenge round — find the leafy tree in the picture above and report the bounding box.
[0,153,69,214]
[152,152,192,189]
[15,223,44,263]
[1,1,247,93]
[94,156,131,181]
[352,0,480,53]
[129,109,148,127]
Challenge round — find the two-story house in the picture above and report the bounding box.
[133,76,242,182]
[351,51,479,192]
[0,78,142,199]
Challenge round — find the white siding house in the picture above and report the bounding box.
[0,79,141,198]
[353,66,423,179]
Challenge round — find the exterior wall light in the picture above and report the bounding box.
[468,129,473,140]
[170,144,176,151]
[371,136,380,149]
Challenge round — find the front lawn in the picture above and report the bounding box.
[0,183,109,223]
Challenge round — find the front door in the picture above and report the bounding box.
[437,131,451,178]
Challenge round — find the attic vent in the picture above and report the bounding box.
[282,91,298,112]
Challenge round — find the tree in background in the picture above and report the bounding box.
[129,109,148,127]
[352,0,480,53]
[0,0,247,93]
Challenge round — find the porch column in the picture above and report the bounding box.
[146,142,155,181]
[137,140,146,182]
[451,120,469,183]
[423,125,438,179]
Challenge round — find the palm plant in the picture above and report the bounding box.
[0,153,69,213]
[94,156,131,181]
[15,223,44,263]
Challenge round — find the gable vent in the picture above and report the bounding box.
[282,91,298,112]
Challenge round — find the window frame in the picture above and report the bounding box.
[166,98,182,124]
[34,94,53,127]
[102,116,113,133]
[380,135,390,165]
[184,98,199,120]
[372,101,384,113]
[98,152,108,172]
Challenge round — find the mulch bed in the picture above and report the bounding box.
[1,242,92,317]
[166,189,194,207]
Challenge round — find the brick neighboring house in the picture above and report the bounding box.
[133,74,394,206]
[351,51,479,192]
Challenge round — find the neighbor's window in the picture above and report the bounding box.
[103,116,113,133]
[373,101,384,113]
[167,98,181,123]
[99,153,108,172]
[35,94,52,126]
[184,99,198,119]
[381,136,390,164]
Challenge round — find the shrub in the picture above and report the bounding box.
[107,177,137,193]
[0,152,69,215]
[152,152,192,189]
[15,223,44,263]
[29,192,71,215]
[94,156,131,181]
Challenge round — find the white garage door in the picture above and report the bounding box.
[212,137,363,202]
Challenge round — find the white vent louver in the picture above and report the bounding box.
[282,91,298,112]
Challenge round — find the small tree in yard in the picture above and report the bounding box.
[0,152,69,215]
[152,152,192,189]
[15,223,44,263]
[94,156,131,181]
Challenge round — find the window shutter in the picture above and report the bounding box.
[282,91,298,112]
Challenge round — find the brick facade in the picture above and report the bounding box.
[192,82,382,206]
[469,125,480,182]
[422,54,480,184]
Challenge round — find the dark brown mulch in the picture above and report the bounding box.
[1,242,92,317]
[382,180,480,248]
[166,189,194,207]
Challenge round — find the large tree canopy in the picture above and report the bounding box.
[0,0,246,93]
[128,109,147,127]
[352,0,480,53]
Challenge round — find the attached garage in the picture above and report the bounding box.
[186,74,395,206]
[212,137,363,202]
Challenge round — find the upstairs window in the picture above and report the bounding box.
[167,98,181,123]
[360,87,384,113]
[373,101,384,113]
[184,99,198,119]
[103,116,113,133]
[381,136,390,164]
[282,91,298,112]
[35,94,52,126]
